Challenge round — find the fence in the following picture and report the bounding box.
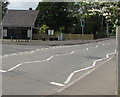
[32,34,94,40]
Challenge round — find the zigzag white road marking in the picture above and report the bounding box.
[50,50,116,87]
[4,47,89,72]
[0,70,7,73]
[1,43,112,72]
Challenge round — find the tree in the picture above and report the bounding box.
[1,0,9,18]
[38,25,49,40]
[36,2,70,32]
[88,2,120,34]
[67,2,104,38]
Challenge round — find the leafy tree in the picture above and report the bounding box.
[1,0,9,18]
[77,2,120,37]
[67,2,104,38]
[38,24,49,39]
[88,2,120,35]
[36,2,119,38]
[59,26,65,33]
[36,2,70,32]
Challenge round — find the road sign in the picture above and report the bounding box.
[81,19,85,27]
[80,19,85,42]
[48,30,54,35]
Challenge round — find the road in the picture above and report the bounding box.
[2,44,49,55]
[1,39,117,95]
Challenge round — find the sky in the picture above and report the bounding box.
[8,0,41,10]
[7,0,119,10]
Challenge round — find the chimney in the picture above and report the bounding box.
[29,8,32,10]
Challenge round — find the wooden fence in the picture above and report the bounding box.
[32,34,94,40]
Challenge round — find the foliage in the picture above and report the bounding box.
[36,2,120,38]
[59,26,65,33]
[75,2,120,35]
[96,2,120,26]
[36,2,70,31]
[55,31,62,34]
[38,25,49,37]
[1,0,9,18]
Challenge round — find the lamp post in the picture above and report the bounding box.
[117,3,120,96]
[117,25,120,96]
[0,1,3,39]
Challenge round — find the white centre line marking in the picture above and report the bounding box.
[50,82,65,87]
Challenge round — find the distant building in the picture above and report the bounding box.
[2,8,38,39]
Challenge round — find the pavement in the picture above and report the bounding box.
[1,39,117,95]
[2,38,109,46]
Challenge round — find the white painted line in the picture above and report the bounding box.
[45,48,48,50]
[24,51,29,53]
[52,47,56,49]
[56,46,59,48]
[63,50,116,84]
[50,50,116,85]
[5,45,114,72]
[41,48,45,50]
[86,48,89,50]
[8,60,46,72]
[49,47,53,49]
[57,55,115,93]
[0,70,7,73]
[3,55,9,57]
[57,68,95,92]
[29,51,35,53]
[96,46,98,48]
[59,46,62,48]
[6,48,88,72]
[71,51,75,54]
[8,63,23,71]
[50,82,65,87]
[47,56,54,61]
[36,49,40,51]
[18,52,24,54]
[10,53,17,56]
[103,44,105,46]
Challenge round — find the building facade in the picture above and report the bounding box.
[2,9,38,39]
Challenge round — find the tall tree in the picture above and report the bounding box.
[36,2,71,32]
[1,0,9,18]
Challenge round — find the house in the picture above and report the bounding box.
[2,8,39,40]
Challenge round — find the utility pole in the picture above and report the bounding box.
[106,23,109,38]
[0,1,2,97]
[80,19,85,42]
[117,2,120,96]
[0,1,3,39]
[117,26,120,96]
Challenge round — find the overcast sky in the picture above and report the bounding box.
[8,0,41,10]
[7,0,119,10]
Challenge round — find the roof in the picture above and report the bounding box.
[2,10,39,27]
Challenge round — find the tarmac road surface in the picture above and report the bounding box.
[1,39,117,95]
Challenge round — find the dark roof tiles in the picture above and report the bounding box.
[3,10,39,27]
